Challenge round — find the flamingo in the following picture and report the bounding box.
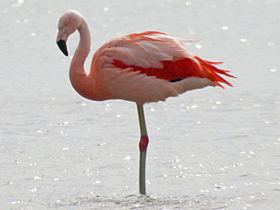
[56,10,235,195]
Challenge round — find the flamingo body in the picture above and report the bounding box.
[82,31,234,104]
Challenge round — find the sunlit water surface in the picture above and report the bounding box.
[0,0,279,209]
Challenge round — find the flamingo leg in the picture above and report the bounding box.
[136,104,149,195]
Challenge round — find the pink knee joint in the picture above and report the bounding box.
[139,135,149,152]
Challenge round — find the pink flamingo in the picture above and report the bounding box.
[56,10,235,195]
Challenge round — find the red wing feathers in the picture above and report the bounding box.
[110,31,235,88]
[113,56,235,88]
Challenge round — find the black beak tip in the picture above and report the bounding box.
[57,40,68,56]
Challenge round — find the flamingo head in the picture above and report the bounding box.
[56,10,83,56]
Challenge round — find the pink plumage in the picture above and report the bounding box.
[86,31,235,104]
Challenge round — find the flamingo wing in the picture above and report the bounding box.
[96,31,235,88]
[91,31,235,103]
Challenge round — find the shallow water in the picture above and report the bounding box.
[0,0,280,209]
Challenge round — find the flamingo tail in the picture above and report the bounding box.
[194,56,236,88]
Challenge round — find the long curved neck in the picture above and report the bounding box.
[69,18,96,100]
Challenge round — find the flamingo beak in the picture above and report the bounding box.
[57,40,68,56]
